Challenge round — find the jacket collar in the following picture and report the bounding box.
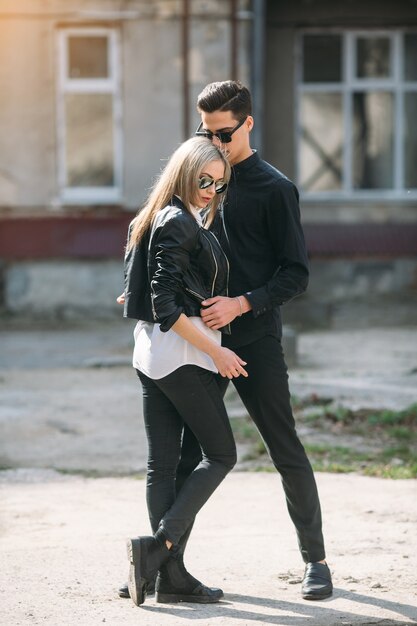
[171,195,187,211]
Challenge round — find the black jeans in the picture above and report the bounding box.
[177,335,325,563]
[137,365,236,545]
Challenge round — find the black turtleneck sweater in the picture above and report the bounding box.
[211,150,309,349]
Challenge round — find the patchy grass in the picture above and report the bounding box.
[305,444,417,479]
[295,399,417,431]
[229,399,417,479]
[55,468,146,479]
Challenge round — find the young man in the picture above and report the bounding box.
[193,80,333,601]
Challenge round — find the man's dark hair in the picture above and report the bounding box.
[197,80,252,122]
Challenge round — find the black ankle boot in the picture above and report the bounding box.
[156,553,224,604]
[126,535,171,606]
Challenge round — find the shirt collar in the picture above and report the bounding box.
[232,149,259,173]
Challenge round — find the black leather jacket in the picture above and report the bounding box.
[123,196,230,333]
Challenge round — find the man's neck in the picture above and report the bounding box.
[230,146,254,166]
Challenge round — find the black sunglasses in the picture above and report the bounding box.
[198,175,228,194]
[195,116,247,144]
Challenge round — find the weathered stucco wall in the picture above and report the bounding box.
[0,0,251,211]
[0,14,56,206]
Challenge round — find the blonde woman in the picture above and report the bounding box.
[122,138,247,607]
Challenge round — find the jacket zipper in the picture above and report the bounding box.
[185,286,206,302]
[209,230,230,297]
[151,297,156,320]
[201,230,218,297]
[206,229,231,335]
[220,203,231,250]
[147,262,158,321]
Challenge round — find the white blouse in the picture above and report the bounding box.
[132,207,221,379]
[132,316,220,379]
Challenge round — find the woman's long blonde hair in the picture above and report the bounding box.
[128,137,230,249]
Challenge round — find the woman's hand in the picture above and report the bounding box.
[116,292,125,304]
[171,314,248,378]
[211,346,248,379]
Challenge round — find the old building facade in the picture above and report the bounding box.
[0,0,416,324]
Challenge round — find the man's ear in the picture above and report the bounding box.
[246,116,254,132]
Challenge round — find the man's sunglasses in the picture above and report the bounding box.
[198,175,228,194]
[195,116,247,144]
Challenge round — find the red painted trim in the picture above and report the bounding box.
[0,215,132,260]
[304,223,417,257]
[0,215,417,260]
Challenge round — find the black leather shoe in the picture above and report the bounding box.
[155,555,223,604]
[301,562,333,600]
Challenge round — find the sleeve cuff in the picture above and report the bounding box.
[158,307,183,332]
[245,288,271,319]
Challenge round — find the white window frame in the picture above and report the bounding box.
[296,29,417,202]
[57,27,123,204]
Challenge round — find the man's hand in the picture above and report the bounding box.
[116,292,125,305]
[201,295,251,330]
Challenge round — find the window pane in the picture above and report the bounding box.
[404,34,417,81]
[303,35,342,83]
[65,94,114,187]
[356,37,391,78]
[353,92,393,189]
[405,94,417,188]
[68,36,109,79]
[300,93,343,191]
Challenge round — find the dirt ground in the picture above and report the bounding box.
[1,321,417,625]
[1,471,416,626]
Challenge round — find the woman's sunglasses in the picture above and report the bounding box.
[195,116,247,144]
[198,176,228,194]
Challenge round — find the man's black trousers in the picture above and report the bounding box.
[178,334,326,563]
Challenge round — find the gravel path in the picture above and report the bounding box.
[1,471,416,626]
[1,321,416,625]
